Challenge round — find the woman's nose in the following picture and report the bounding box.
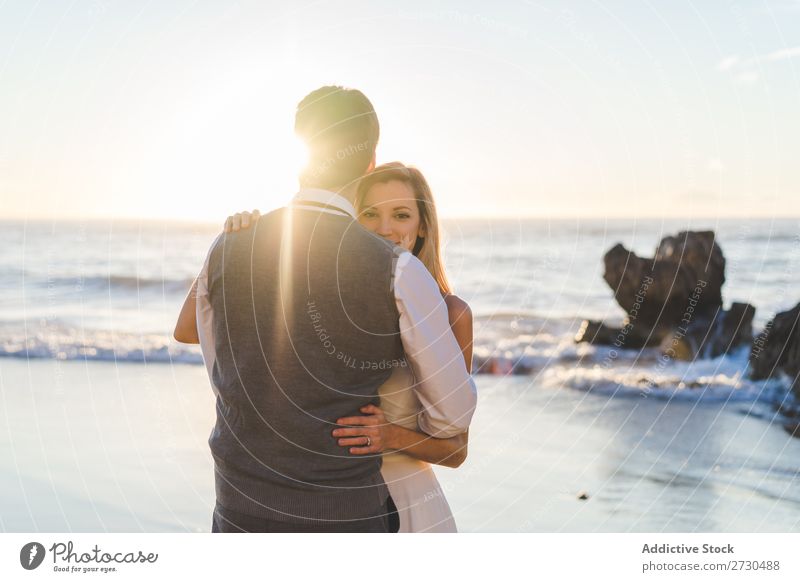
[377,220,393,237]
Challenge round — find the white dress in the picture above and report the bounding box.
[378,362,458,533]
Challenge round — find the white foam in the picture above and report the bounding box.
[0,315,794,407]
[538,348,790,404]
[0,325,203,364]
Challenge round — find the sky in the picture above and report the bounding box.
[1,0,799,220]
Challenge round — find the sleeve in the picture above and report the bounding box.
[394,251,477,438]
[196,236,221,397]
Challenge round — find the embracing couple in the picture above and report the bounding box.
[174,86,477,533]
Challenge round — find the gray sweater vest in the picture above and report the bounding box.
[206,206,404,523]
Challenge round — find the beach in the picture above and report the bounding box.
[0,359,214,532]
[2,218,800,532]
[2,357,798,533]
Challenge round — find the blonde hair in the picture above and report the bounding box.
[356,162,452,295]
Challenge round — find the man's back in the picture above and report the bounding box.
[205,204,404,524]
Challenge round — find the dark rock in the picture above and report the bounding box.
[712,302,756,357]
[574,319,650,349]
[749,303,800,398]
[659,302,755,361]
[577,491,589,500]
[775,401,800,419]
[783,422,800,439]
[602,231,725,343]
[578,230,754,361]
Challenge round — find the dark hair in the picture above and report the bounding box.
[295,86,379,189]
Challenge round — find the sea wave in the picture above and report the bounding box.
[1,315,794,408]
[22,274,194,294]
[0,326,202,364]
[470,315,794,406]
[536,356,790,404]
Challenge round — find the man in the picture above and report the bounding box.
[175,86,476,532]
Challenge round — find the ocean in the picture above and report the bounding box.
[1,217,799,532]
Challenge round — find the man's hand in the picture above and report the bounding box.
[223,209,260,233]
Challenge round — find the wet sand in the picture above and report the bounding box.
[1,359,798,532]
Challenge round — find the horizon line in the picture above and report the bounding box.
[2,214,800,224]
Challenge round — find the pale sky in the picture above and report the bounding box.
[1,0,799,220]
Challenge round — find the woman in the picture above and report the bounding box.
[176,162,473,532]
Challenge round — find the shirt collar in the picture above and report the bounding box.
[291,188,357,219]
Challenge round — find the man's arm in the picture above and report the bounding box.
[394,251,477,438]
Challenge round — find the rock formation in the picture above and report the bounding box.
[576,231,755,360]
[749,303,800,398]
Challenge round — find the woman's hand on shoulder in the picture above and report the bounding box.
[223,209,260,233]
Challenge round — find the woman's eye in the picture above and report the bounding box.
[363,211,378,219]
[395,213,410,220]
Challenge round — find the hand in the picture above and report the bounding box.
[223,209,260,233]
[332,404,392,455]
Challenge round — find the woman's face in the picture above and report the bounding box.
[358,180,423,251]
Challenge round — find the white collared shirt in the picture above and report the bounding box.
[289,188,357,218]
[196,188,477,438]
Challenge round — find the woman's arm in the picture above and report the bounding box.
[334,405,469,468]
[174,210,259,344]
[445,294,473,374]
[333,295,474,468]
[385,417,469,469]
[173,279,200,344]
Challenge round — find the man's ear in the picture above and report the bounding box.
[366,152,376,174]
